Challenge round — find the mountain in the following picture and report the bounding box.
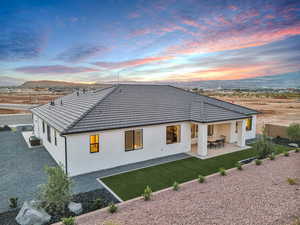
[175,71,300,89]
[0,76,25,87]
[21,80,111,89]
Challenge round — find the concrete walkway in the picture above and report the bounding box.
[72,153,190,194]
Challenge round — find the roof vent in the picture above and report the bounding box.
[76,91,79,96]
[83,88,86,94]
[50,100,55,106]
[60,100,63,105]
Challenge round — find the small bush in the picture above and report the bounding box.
[295,148,299,153]
[255,159,262,165]
[269,153,275,160]
[108,202,117,213]
[287,123,300,142]
[219,168,226,176]
[198,175,205,183]
[287,178,297,185]
[173,181,179,191]
[284,151,289,157]
[253,133,274,159]
[142,186,152,201]
[235,162,243,170]
[8,197,18,208]
[61,217,75,225]
[92,198,102,210]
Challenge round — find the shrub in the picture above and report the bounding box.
[142,186,152,201]
[295,148,299,153]
[255,159,262,165]
[61,217,75,225]
[269,153,275,160]
[253,133,274,159]
[284,151,289,157]
[287,123,300,141]
[38,165,72,214]
[287,178,297,185]
[235,162,243,170]
[219,168,226,176]
[92,198,102,210]
[198,175,205,183]
[8,197,18,208]
[173,181,179,191]
[108,202,117,213]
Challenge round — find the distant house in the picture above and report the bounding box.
[31,84,258,176]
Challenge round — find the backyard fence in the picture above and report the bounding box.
[265,124,288,139]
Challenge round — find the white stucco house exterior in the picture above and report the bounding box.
[31,84,258,177]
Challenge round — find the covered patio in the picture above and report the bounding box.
[189,119,250,158]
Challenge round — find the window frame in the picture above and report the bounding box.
[42,121,45,133]
[235,122,238,133]
[166,125,181,144]
[125,129,143,151]
[191,123,198,138]
[208,125,214,137]
[89,134,99,153]
[47,124,51,143]
[54,129,57,146]
[246,118,252,131]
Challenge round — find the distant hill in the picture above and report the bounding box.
[21,80,111,89]
[0,76,25,87]
[175,71,300,89]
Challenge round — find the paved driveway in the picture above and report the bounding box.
[0,130,57,213]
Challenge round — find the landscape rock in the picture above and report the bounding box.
[288,143,299,148]
[16,201,51,225]
[68,201,82,215]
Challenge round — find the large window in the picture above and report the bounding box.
[246,118,252,131]
[166,125,181,144]
[191,124,198,138]
[90,135,99,153]
[125,129,143,151]
[47,124,51,143]
[208,125,214,136]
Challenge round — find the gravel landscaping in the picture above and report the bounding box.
[62,152,300,225]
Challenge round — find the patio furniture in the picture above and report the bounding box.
[29,136,41,146]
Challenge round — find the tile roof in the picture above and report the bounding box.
[31,84,259,134]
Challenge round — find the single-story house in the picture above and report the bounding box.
[31,84,259,176]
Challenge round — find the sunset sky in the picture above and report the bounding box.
[1,0,300,83]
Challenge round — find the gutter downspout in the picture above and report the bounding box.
[61,135,68,176]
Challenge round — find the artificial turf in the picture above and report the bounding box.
[101,144,290,200]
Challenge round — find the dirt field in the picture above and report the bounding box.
[214,96,300,132]
[0,93,64,105]
[0,108,29,114]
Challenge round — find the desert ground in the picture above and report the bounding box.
[1,91,299,133]
[213,96,300,132]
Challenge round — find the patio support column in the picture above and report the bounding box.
[237,120,246,147]
[197,123,208,156]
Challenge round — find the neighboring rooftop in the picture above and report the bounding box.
[31,84,259,134]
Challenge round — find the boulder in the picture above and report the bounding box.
[68,201,82,215]
[16,201,51,225]
[288,143,299,148]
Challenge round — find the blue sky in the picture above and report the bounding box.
[1,0,300,83]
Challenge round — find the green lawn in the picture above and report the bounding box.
[101,144,290,201]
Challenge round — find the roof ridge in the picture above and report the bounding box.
[62,86,118,134]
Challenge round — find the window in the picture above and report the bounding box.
[125,129,143,151]
[246,118,252,131]
[42,121,45,133]
[235,122,238,133]
[208,125,214,136]
[90,135,99,153]
[47,124,51,143]
[54,129,57,146]
[191,124,198,138]
[166,125,181,144]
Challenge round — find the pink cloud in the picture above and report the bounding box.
[228,5,238,11]
[15,65,99,74]
[94,56,173,69]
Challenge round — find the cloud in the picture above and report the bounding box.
[15,65,99,74]
[0,29,45,61]
[56,44,109,63]
[93,56,173,69]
